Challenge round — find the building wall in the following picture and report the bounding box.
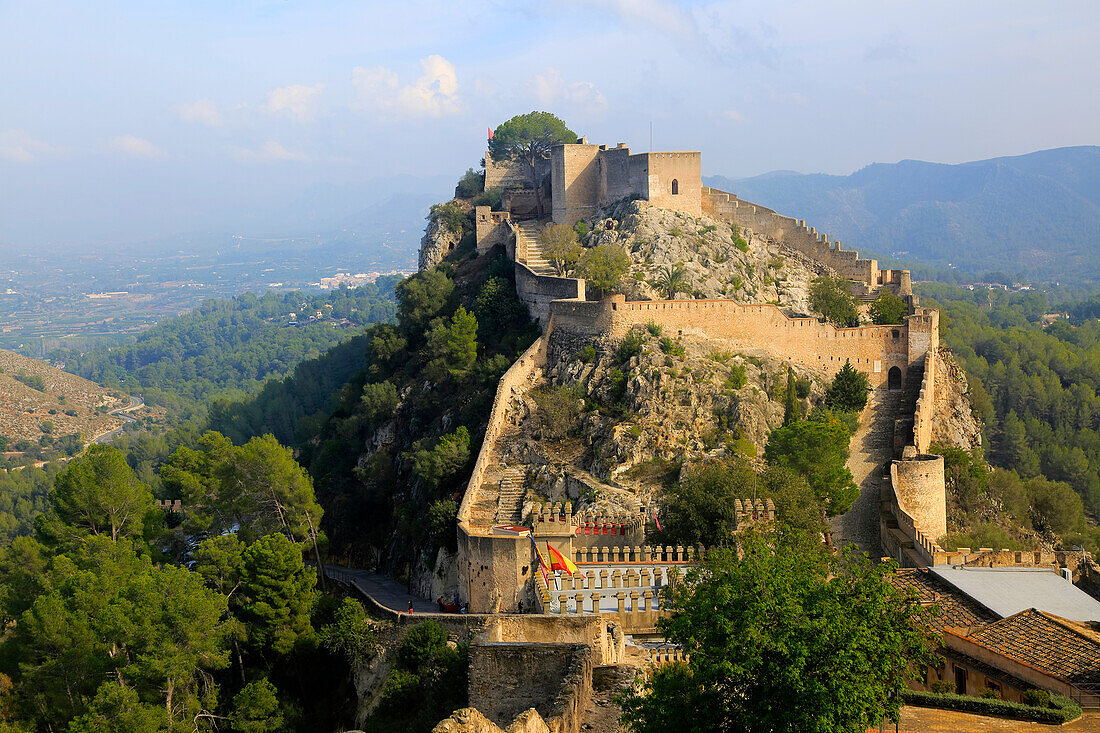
[514,263,586,326]
[475,206,511,254]
[551,295,934,388]
[468,641,592,733]
[701,187,914,296]
[485,151,549,190]
[892,455,947,542]
[640,152,702,216]
[551,144,602,225]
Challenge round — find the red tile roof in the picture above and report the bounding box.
[890,568,997,633]
[954,609,1100,695]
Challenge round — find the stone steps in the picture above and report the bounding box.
[495,467,527,525]
[515,221,557,276]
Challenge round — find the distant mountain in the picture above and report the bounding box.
[706,146,1100,283]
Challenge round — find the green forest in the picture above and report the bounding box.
[57,283,398,421]
[919,284,1100,551]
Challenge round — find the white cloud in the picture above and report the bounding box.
[175,99,223,126]
[0,130,63,163]
[230,141,309,162]
[264,84,323,123]
[108,135,164,158]
[532,69,607,110]
[721,110,746,123]
[352,54,462,117]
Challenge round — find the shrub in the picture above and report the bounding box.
[901,690,1081,724]
[647,321,663,337]
[573,221,589,238]
[659,337,685,357]
[616,331,646,364]
[726,364,747,390]
[538,224,583,276]
[576,244,631,294]
[454,168,484,198]
[531,385,581,441]
[794,377,812,399]
[823,360,871,412]
[869,289,910,325]
[1022,689,1050,707]
[471,188,502,209]
[709,349,731,364]
[13,372,45,391]
[809,275,860,327]
[578,345,597,363]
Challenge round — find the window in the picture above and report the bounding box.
[671,179,679,195]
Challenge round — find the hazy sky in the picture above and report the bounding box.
[2,0,1097,251]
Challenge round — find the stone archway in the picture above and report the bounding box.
[888,366,903,391]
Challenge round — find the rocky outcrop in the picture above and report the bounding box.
[931,346,983,452]
[494,327,826,516]
[581,199,832,315]
[419,217,463,271]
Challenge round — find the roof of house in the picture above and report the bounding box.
[890,568,997,632]
[951,609,1100,695]
[929,565,1100,621]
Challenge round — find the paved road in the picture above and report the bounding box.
[90,395,144,445]
[885,706,1100,732]
[324,565,438,613]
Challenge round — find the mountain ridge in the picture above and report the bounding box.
[706,146,1100,282]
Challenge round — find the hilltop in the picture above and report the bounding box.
[0,349,129,452]
[707,145,1100,283]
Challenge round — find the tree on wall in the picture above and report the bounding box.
[538,224,583,275]
[809,275,860,328]
[576,244,631,295]
[488,112,577,217]
[869,290,909,325]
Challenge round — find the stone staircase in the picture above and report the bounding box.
[495,467,527,525]
[829,385,901,556]
[515,221,556,276]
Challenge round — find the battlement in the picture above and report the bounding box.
[701,186,912,298]
[156,499,183,513]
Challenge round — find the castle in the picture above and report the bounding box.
[421,137,1100,732]
[459,138,950,620]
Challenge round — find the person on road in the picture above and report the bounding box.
[408,601,414,615]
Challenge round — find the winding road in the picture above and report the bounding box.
[90,395,144,445]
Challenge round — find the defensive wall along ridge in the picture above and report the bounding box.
[458,180,948,614]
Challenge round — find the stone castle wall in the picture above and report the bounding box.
[485,150,549,190]
[475,206,511,254]
[514,263,586,326]
[640,152,702,217]
[551,295,937,389]
[701,187,911,296]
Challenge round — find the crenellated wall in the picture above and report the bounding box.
[475,206,511,254]
[551,295,937,388]
[701,186,911,297]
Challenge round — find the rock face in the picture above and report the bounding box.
[582,199,831,315]
[419,217,462,271]
[931,346,983,452]
[498,328,826,517]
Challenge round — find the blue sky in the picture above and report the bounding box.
[1,0,1097,250]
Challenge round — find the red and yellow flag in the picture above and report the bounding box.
[546,542,579,576]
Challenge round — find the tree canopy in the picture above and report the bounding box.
[869,289,909,325]
[823,360,871,413]
[488,112,577,168]
[765,413,858,516]
[538,224,583,276]
[619,531,934,733]
[809,275,860,328]
[577,244,631,295]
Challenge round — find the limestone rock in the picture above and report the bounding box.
[931,346,983,452]
[580,199,831,315]
[419,217,463,271]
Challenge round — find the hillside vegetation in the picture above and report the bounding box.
[0,348,128,457]
[708,146,1100,284]
[59,283,398,421]
[920,284,1100,552]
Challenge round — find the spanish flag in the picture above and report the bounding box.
[530,535,551,586]
[547,542,579,576]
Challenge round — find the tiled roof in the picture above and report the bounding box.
[890,568,997,633]
[960,609,1100,694]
